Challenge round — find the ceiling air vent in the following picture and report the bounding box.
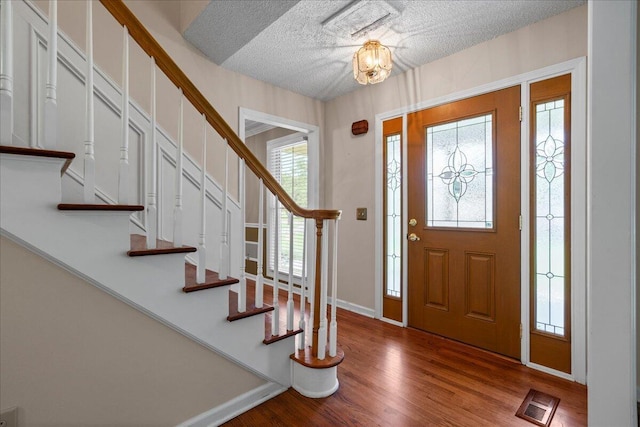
[321,0,399,39]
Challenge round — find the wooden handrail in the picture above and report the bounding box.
[99,0,340,221]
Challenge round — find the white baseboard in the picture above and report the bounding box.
[177,382,287,427]
[380,317,403,327]
[248,273,376,319]
[331,297,375,318]
[526,362,575,382]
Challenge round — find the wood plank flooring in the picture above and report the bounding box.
[223,305,587,426]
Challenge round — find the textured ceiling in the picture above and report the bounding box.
[184,0,584,101]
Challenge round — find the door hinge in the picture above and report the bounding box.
[519,106,523,122]
[520,323,523,339]
[519,215,522,231]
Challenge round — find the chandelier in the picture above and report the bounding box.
[352,40,393,85]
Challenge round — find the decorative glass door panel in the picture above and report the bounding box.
[529,74,572,374]
[534,100,566,336]
[382,117,403,322]
[426,114,494,229]
[386,133,401,298]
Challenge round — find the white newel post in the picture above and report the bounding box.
[146,57,158,249]
[298,220,307,349]
[286,212,294,331]
[197,114,207,283]
[255,178,264,308]
[43,0,57,149]
[83,0,95,203]
[271,197,280,336]
[219,140,229,279]
[0,0,13,146]
[317,219,329,360]
[329,219,339,357]
[118,25,129,204]
[173,90,184,247]
[238,158,246,312]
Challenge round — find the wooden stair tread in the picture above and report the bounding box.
[128,234,196,256]
[227,290,274,322]
[263,311,303,345]
[290,346,345,369]
[58,203,144,211]
[0,145,75,173]
[183,263,238,292]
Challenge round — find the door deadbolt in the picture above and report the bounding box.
[409,218,417,227]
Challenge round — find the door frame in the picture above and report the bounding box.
[373,57,587,384]
[238,107,320,294]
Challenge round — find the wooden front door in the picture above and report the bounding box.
[407,86,521,359]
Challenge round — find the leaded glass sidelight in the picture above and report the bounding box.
[534,99,566,336]
[385,134,402,298]
[426,114,494,229]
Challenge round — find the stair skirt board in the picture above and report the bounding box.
[0,228,284,387]
[176,382,287,427]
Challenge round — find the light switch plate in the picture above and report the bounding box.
[356,207,367,220]
[0,406,18,427]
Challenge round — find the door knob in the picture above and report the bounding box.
[409,218,417,227]
[407,233,420,241]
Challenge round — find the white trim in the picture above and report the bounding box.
[526,362,575,382]
[373,117,383,319]
[380,317,404,327]
[238,107,320,306]
[328,296,375,318]
[373,57,587,383]
[176,382,286,427]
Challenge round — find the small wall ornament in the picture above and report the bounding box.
[351,120,368,136]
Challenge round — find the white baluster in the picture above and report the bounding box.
[317,219,329,360]
[83,0,95,203]
[0,0,13,146]
[43,0,57,149]
[146,57,158,249]
[308,222,315,349]
[298,220,307,350]
[238,158,246,313]
[118,25,129,204]
[255,178,264,308]
[329,219,339,357]
[196,114,207,283]
[271,197,280,336]
[219,140,229,279]
[173,89,184,247]
[286,212,294,331]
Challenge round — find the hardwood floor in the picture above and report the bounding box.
[223,305,586,426]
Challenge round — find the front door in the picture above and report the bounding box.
[407,86,521,359]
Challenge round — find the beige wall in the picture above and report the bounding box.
[324,5,588,309]
[32,0,325,199]
[0,236,264,426]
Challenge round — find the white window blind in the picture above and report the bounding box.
[267,137,308,278]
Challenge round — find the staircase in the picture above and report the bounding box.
[0,0,343,422]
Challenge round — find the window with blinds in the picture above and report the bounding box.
[267,137,308,278]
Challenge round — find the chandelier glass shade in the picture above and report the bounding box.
[352,40,393,85]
